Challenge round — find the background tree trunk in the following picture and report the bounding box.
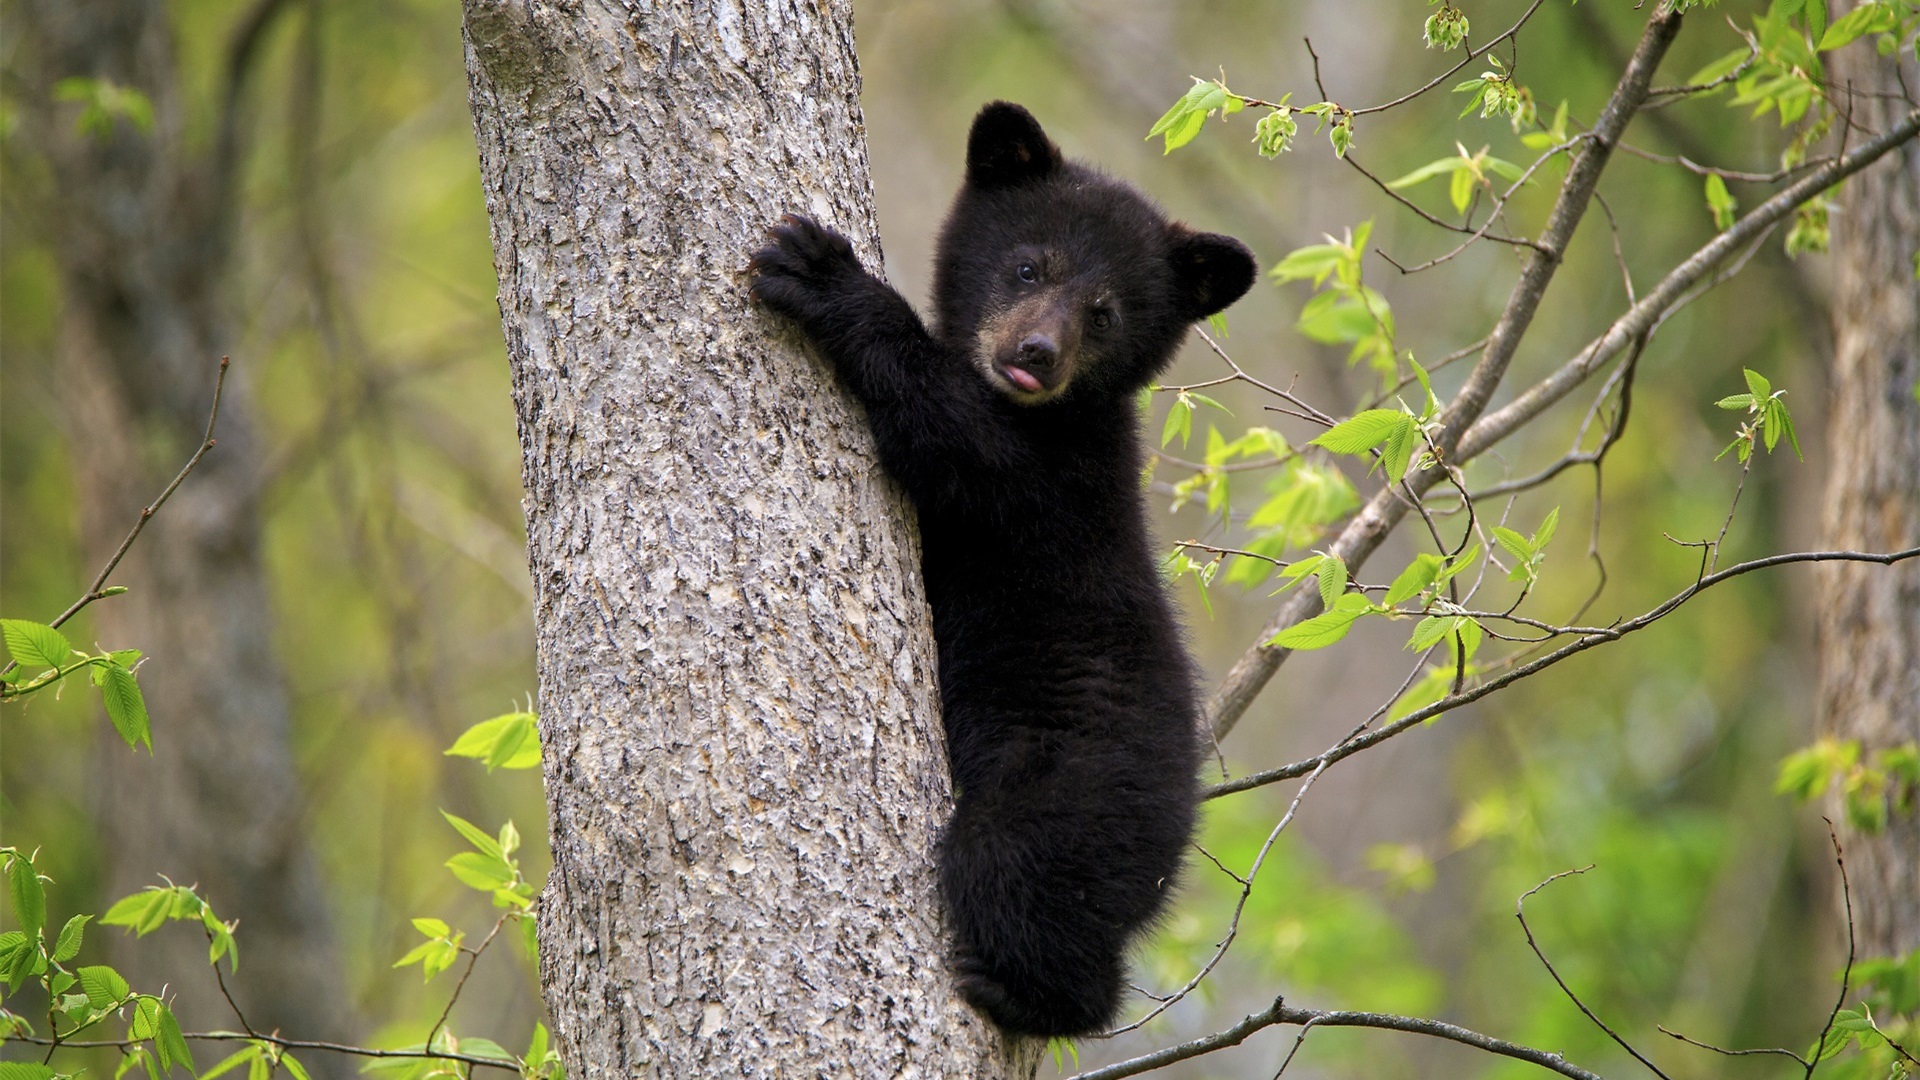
[15,0,354,1059]
[459,2,1027,1074]
[1817,7,1920,958]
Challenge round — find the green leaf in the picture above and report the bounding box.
[446,711,541,771]
[101,663,152,750]
[1,619,72,669]
[53,913,90,962]
[1704,173,1737,230]
[1316,554,1348,610]
[411,917,452,939]
[0,1064,59,1080]
[280,1054,311,1080]
[1386,156,1466,189]
[1309,410,1411,456]
[1268,243,1347,285]
[1770,398,1803,459]
[155,1004,195,1075]
[1715,394,1755,410]
[102,887,177,936]
[446,852,515,891]
[79,964,131,1008]
[526,1024,551,1070]
[1408,615,1454,652]
[1161,395,1193,448]
[1328,116,1353,158]
[1268,594,1373,651]
[1743,368,1772,400]
[1381,413,1417,480]
[1818,1,1893,50]
[1449,165,1475,214]
[442,811,505,860]
[1384,554,1443,605]
[456,1039,513,1064]
[199,1047,261,1080]
[8,855,45,937]
[1491,525,1531,561]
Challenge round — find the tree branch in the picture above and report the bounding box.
[1207,8,1685,740]
[1206,545,1920,799]
[1067,996,1607,1080]
[1,356,229,679]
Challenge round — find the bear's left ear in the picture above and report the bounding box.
[1167,225,1257,321]
[966,101,1063,189]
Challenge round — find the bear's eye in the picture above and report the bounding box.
[1089,309,1115,331]
[1017,262,1039,283]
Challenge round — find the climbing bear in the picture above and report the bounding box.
[748,101,1256,1037]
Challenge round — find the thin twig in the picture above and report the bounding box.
[1104,759,1332,1034]
[1067,996,1607,1080]
[1656,1024,1807,1066]
[13,1032,517,1072]
[1806,821,1856,1078]
[1206,545,1920,799]
[2,357,230,681]
[1517,867,1673,1078]
[425,912,512,1051]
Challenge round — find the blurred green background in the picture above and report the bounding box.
[1,1,1853,1076]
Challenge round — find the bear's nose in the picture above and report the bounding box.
[1018,334,1058,369]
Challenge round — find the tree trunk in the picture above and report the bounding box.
[18,0,354,1061]
[458,3,1027,1075]
[1817,6,1920,958]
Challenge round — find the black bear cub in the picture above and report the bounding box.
[749,102,1256,1037]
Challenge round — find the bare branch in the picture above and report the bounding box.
[1067,996,1607,1080]
[1518,867,1673,1079]
[2,356,230,679]
[12,1031,518,1073]
[1206,545,1920,799]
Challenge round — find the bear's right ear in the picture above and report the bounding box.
[966,102,1063,189]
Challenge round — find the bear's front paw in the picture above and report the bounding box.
[747,214,863,323]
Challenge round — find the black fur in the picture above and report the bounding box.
[748,101,1256,1038]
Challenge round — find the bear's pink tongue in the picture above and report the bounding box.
[1005,366,1043,392]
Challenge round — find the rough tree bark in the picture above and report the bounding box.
[459,2,1026,1075]
[1816,5,1920,958]
[15,0,353,1059]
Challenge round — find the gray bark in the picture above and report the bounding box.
[458,2,1029,1075]
[1817,4,1920,957]
[14,0,354,1057]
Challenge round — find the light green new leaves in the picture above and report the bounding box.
[1254,104,1298,158]
[393,917,466,982]
[1158,391,1227,450]
[445,711,541,771]
[1271,223,1397,377]
[1490,506,1559,586]
[52,78,155,138]
[1423,2,1469,51]
[1310,409,1423,482]
[8,852,46,939]
[102,883,239,972]
[1816,0,1898,51]
[1776,737,1918,833]
[1,619,71,669]
[1703,174,1738,231]
[1268,592,1377,650]
[1146,78,1243,154]
[1715,367,1803,462]
[1388,143,1527,215]
[1452,56,1534,129]
[2,618,150,750]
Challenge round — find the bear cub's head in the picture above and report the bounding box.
[932,102,1257,406]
